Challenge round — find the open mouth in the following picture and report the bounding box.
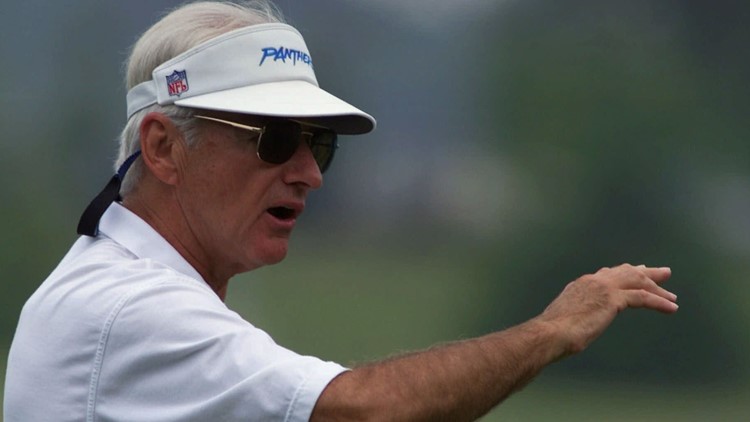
[267,206,297,221]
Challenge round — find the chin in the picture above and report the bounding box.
[263,252,288,266]
[252,241,289,267]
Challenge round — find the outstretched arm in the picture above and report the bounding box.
[310,264,677,422]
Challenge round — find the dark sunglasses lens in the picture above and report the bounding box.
[309,131,337,173]
[257,121,301,164]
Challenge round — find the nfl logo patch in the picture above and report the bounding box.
[166,70,189,97]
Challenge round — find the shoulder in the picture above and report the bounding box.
[20,235,216,349]
[93,266,346,421]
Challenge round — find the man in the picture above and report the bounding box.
[4,1,678,421]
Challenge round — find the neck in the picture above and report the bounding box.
[122,191,231,301]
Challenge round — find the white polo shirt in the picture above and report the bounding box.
[4,203,346,422]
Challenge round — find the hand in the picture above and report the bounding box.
[537,264,678,356]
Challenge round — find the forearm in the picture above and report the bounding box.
[311,317,567,422]
[311,265,678,421]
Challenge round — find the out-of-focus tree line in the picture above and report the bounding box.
[477,0,750,385]
[1,0,748,418]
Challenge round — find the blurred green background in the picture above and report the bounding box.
[1,0,749,420]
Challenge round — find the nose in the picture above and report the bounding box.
[282,140,323,189]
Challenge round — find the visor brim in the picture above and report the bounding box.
[174,80,375,135]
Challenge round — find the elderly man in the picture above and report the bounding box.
[4,1,678,421]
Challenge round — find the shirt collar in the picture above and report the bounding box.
[98,202,207,284]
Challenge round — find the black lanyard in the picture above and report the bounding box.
[77,150,141,236]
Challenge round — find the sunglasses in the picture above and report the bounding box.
[195,115,338,173]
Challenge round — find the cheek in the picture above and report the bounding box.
[179,160,252,234]
[210,169,276,235]
[187,148,252,201]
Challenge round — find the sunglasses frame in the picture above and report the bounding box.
[194,114,338,173]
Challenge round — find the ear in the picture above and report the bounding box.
[138,112,187,186]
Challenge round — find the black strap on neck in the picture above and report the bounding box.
[77,151,142,236]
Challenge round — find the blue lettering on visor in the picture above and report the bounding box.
[259,46,313,67]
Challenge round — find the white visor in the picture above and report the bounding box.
[126,23,375,134]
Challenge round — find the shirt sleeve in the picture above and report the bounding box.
[91,275,347,422]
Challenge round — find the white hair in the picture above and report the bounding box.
[116,0,285,196]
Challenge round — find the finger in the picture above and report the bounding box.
[624,289,679,313]
[609,265,671,289]
[625,268,677,302]
[641,266,672,283]
[647,283,678,302]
